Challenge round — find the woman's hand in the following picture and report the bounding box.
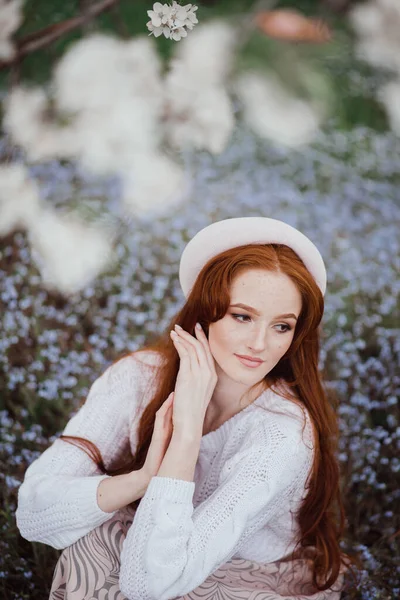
[141,392,174,483]
[170,323,218,437]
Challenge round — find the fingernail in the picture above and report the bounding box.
[170,330,178,337]
[195,322,202,330]
[175,324,183,330]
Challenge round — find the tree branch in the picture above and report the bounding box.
[0,0,120,71]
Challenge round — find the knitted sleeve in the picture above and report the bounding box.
[119,418,314,600]
[16,353,153,550]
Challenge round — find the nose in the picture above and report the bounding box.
[247,324,267,354]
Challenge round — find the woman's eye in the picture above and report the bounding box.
[231,314,292,332]
[231,313,251,323]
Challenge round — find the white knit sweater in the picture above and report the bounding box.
[16,350,315,600]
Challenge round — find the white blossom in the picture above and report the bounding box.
[0,0,23,60]
[67,97,159,175]
[4,34,166,188]
[54,35,163,114]
[0,164,42,236]
[3,87,78,161]
[165,77,234,153]
[234,71,322,147]
[147,2,172,28]
[172,20,237,85]
[163,21,236,154]
[349,0,400,73]
[170,26,188,42]
[122,153,187,215]
[28,208,115,295]
[147,1,198,41]
[54,35,164,174]
[147,21,171,39]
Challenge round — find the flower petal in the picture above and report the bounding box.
[176,7,188,20]
[174,18,185,27]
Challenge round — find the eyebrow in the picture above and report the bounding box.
[230,303,298,321]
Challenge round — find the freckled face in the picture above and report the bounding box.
[208,269,302,385]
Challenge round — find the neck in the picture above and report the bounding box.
[206,365,266,424]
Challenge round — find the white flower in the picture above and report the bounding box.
[28,208,115,295]
[0,0,23,60]
[163,21,236,154]
[54,35,162,113]
[184,4,198,27]
[146,21,170,38]
[147,2,171,27]
[165,68,234,153]
[234,71,322,147]
[173,21,237,85]
[349,0,400,73]
[122,152,187,215]
[0,164,42,236]
[146,2,198,41]
[171,26,187,41]
[4,87,78,161]
[4,35,164,174]
[53,35,164,173]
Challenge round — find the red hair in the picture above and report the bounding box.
[61,243,360,591]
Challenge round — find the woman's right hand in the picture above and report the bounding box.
[141,392,174,485]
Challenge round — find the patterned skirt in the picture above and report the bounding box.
[49,506,347,600]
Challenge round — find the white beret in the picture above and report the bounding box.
[179,217,327,298]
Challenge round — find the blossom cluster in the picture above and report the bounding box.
[2,20,325,256]
[0,164,115,294]
[1,21,249,288]
[147,2,198,41]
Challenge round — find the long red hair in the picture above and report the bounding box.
[61,243,360,591]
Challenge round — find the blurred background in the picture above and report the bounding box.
[0,1,399,598]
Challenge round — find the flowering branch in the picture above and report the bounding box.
[0,0,119,70]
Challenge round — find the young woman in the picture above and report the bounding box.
[16,217,356,600]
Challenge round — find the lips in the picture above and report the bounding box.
[235,354,264,368]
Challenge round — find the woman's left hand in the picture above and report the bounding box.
[170,323,218,437]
